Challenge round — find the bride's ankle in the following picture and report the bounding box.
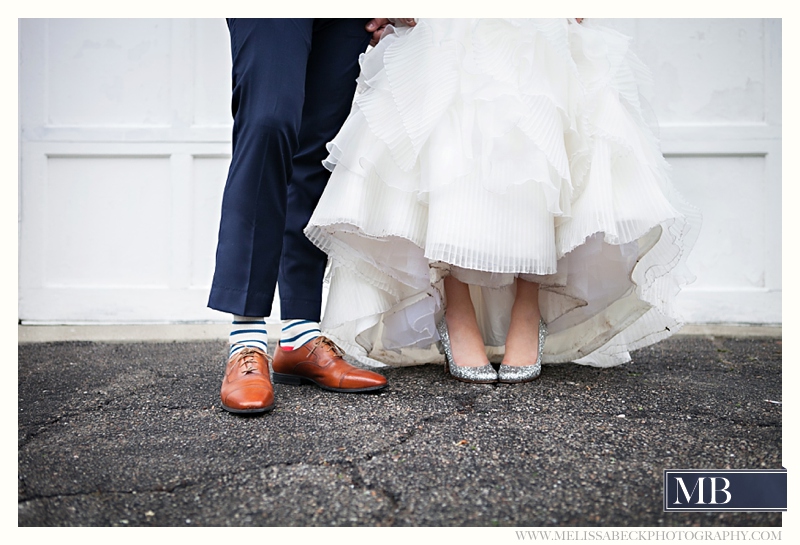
[502,319,543,366]
[444,312,489,367]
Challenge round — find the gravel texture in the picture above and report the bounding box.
[18,336,782,527]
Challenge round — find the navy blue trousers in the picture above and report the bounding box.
[208,19,371,320]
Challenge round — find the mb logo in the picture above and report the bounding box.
[663,469,786,512]
[672,476,731,506]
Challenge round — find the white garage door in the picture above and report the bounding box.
[18,18,782,325]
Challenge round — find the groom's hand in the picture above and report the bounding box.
[366,19,389,46]
[366,18,417,46]
[391,18,417,27]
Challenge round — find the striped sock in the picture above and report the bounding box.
[280,319,321,351]
[229,316,269,357]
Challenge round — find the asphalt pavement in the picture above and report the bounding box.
[18,333,782,527]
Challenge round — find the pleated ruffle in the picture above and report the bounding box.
[306,18,700,368]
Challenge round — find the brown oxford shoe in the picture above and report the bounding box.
[272,336,387,393]
[220,347,275,414]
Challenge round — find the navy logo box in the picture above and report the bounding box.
[664,469,787,512]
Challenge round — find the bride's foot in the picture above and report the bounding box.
[444,310,490,368]
[499,279,546,383]
[498,318,546,383]
[502,308,544,367]
[439,275,496,383]
[438,317,497,383]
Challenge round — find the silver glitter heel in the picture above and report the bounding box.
[498,319,547,384]
[437,318,498,384]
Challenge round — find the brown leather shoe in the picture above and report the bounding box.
[272,336,387,393]
[220,347,275,414]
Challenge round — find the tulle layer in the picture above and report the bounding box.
[306,18,700,368]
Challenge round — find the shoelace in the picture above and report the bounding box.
[308,336,345,358]
[236,348,267,374]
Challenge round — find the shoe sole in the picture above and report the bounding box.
[220,401,275,414]
[272,372,387,393]
[444,362,498,384]
[497,375,541,384]
[448,375,497,384]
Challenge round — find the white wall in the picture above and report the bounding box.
[18,18,782,325]
[603,19,782,325]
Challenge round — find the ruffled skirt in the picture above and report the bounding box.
[305,18,700,368]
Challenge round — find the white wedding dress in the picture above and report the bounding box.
[305,19,700,368]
